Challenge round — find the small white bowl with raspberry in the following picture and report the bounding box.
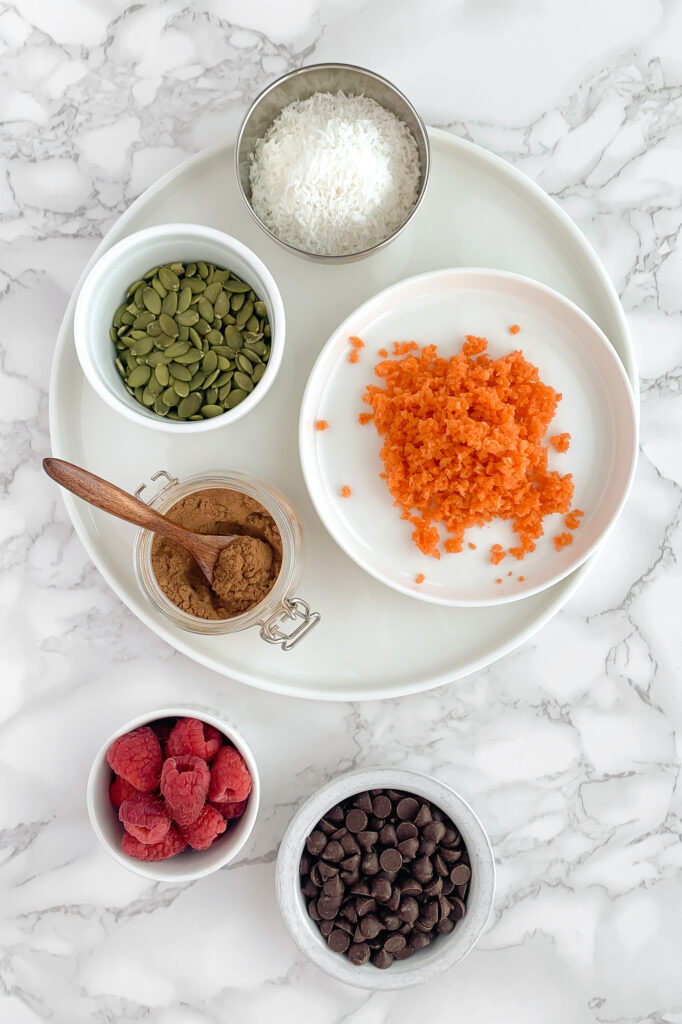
[87,706,260,880]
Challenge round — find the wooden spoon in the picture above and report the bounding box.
[43,457,239,589]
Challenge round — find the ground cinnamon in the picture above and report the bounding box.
[151,488,281,620]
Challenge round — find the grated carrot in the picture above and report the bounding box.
[495,578,502,584]
[553,531,573,551]
[358,412,374,425]
[468,542,477,550]
[565,508,584,530]
[350,335,365,349]
[378,348,388,358]
[550,433,571,453]
[362,336,574,559]
[415,573,425,584]
[519,575,525,582]
[316,420,329,431]
[341,486,352,498]
[349,350,359,364]
[510,324,521,335]
[490,544,506,565]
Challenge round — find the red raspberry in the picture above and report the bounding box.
[119,793,170,845]
[106,727,163,793]
[211,798,248,821]
[181,804,227,850]
[209,745,252,803]
[109,774,139,809]
[160,755,209,827]
[166,717,222,762]
[121,824,187,862]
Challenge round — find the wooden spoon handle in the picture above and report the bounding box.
[43,457,195,546]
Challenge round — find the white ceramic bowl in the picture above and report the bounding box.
[87,705,260,881]
[276,768,495,990]
[74,224,284,432]
[299,268,638,607]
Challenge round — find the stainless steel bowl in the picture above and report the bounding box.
[235,63,431,264]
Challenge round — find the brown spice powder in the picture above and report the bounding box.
[151,488,282,620]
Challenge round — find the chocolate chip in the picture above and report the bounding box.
[348,942,370,965]
[396,838,419,860]
[386,888,401,911]
[379,848,403,872]
[350,879,370,896]
[323,875,345,899]
[372,794,392,818]
[330,826,348,841]
[322,840,344,862]
[418,839,437,856]
[309,862,323,886]
[398,896,419,923]
[327,804,345,824]
[320,919,334,938]
[384,933,407,954]
[372,949,394,969]
[300,852,311,874]
[356,896,376,917]
[385,789,402,801]
[450,863,471,885]
[319,818,337,835]
[420,899,439,929]
[382,913,401,931]
[396,797,419,821]
[306,831,327,856]
[413,856,433,883]
[361,851,380,875]
[437,917,455,934]
[354,792,373,814]
[317,895,342,920]
[441,826,460,846]
[353,925,364,943]
[308,898,321,921]
[371,876,392,902]
[340,833,361,855]
[433,853,448,876]
[455,882,469,899]
[328,929,350,953]
[440,877,455,896]
[408,931,432,950]
[360,914,382,939]
[379,823,398,846]
[396,821,418,841]
[318,861,338,881]
[341,854,360,874]
[423,875,443,898]
[336,917,354,934]
[341,903,358,923]
[346,808,368,833]
[438,896,452,920]
[399,877,422,898]
[301,877,318,898]
[414,803,432,827]
[440,847,462,864]
[423,820,446,843]
[357,830,378,852]
[393,946,414,960]
[450,896,467,920]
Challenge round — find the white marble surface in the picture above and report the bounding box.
[1,0,681,1020]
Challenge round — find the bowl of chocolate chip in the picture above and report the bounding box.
[276,768,495,989]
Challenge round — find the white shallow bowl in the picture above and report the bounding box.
[276,768,495,990]
[299,268,638,607]
[87,705,260,882]
[75,223,284,433]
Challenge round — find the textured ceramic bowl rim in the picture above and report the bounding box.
[74,223,285,432]
[276,767,495,990]
[235,62,431,263]
[86,705,260,881]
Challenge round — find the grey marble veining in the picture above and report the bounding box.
[1,0,681,1021]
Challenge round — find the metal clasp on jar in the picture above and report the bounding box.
[135,469,178,503]
[259,598,320,651]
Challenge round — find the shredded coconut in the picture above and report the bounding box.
[249,91,421,256]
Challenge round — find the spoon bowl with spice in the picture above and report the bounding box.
[42,458,268,599]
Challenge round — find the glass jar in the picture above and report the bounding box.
[132,469,320,649]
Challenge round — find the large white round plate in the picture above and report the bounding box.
[300,268,637,607]
[49,129,638,700]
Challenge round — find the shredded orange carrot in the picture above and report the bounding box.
[378,347,388,358]
[350,335,365,349]
[341,486,352,498]
[507,571,512,576]
[349,350,359,364]
[565,508,584,530]
[495,577,502,584]
[550,433,571,453]
[316,420,329,431]
[553,531,573,551]
[510,324,520,335]
[362,336,573,559]
[490,544,506,565]
[358,412,374,425]
[415,573,425,584]
[468,542,477,550]
[519,575,525,582]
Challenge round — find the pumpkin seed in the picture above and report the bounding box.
[177,393,203,418]
[216,355,231,371]
[235,300,253,326]
[242,347,262,364]
[197,261,209,279]
[254,301,267,317]
[143,266,160,280]
[202,350,217,374]
[197,297,213,322]
[215,370,233,387]
[146,351,171,366]
[159,313,178,337]
[141,386,156,407]
[147,375,164,397]
[147,320,163,336]
[230,292,245,312]
[158,267,180,291]
[226,388,248,408]
[110,327,119,343]
[131,337,154,356]
[162,386,179,408]
[236,354,253,374]
[233,371,254,393]
[133,311,156,330]
[252,362,266,383]
[154,397,170,416]
[125,280,145,299]
[115,358,125,376]
[169,362,192,381]
[177,286,192,313]
[214,291,230,318]
[177,309,199,326]
[173,379,190,398]
[246,315,259,333]
[113,303,127,327]
[224,326,243,351]
[224,278,251,293]
[151,276,167,299]
[189,371,206,390]
[185,262,197,277]
[201,404,223,418]
[218,381,232,401]
[204,387,219,405]
[165,341,190,358]
[187,277,206,294]
[155,364,170,386]
[206,329,223,346]
[203,368,220,389]
[204,282,222,303]
[142,287,161,314]
[162,291,178,317]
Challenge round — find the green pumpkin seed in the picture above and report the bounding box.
[224,278,251,293]
[154,397,170,416]
[226,388,248,408]
[176,309,199,326]
[133,311,155,330]
[252,362,266,383]
[177,286,192,313]
[169,362,192,381]
[165,341,190,358]
[204,387,219,405]
[197,261,208,279]
[147,320,163,336]
[113,303,127,328]
[125,280,146,299]
[146,351,171,366]
[264,324,271,337]
[204,282,222,303]
[155,333,176,349]
[158,267,180,291]
[159,313,178,337]
[197,297,213,322]
[141,386,156,407]
[155,364,170,386]
[147,375,164,397]
[110,327,120,343]
[142,287,161,314]
[218,381,232,401]
[242,347,262,364]
[215,370,233,387]
[151,276,167,299]
[206,329,223,346]
[233,371,254,392]
[184,262,197,277]
[162,386,179,407]
[246,315,259,333]
[214,291,230,318]
[201,405,223,418]
[202,350,217,374]
[236,354,253,374]
[189,327,203,349]
[230,292,245,312]
[202,368,220,389]
[177,324,189,342]
[131,337,154,356]
[254,301,267,317]
[115,358,125,375]
[134,386,145,402]
[235,301,253,327]
[143,266,160,280]
[189,371,206,390]
[177,393,203,418]
[224,326,243,351]
[174,349,203,365]
[187,277,206,294]
[216,355,231,371]
[173,379,190,398]
[162,291,178,317]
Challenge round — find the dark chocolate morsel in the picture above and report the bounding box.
[322,840,344,862]
[308,898,322,921]
[348,942,371,966]
[440,877,455,896]
[318,861,338,882]
[382,913,401,931]
[353,791,373,814]
[350,879,370,896]
[437,916,455,935]
[361,851,380,875]
[408,931,432,950]
[450,863,471,885]
[341,854,360,873]
[396,821,418,841]
[413,803,432,827]
[418,839,436,857]
[372,794,392,818]
[398,896,419,923]
[440,847,462,864]
[319,818,336,835]
[336,917,354,934]
[357,830,379,852]
[423,875,443,898]
[413,855,433,883]
[386,888,401,911]
[320,919,334,938]
[379,848,403,873]
[299,852,311,874]
[396,838,419,860]
[423,820,446,844]
[396,797,419,821]
[326,804,345,824]
[450,896,467,920]
[360,914,382,939]
[393,946,414,960]
[371,876,392,902]
[379,823,398,846]
[328,929,350,953]
[372,949,394,969]
[323,875,345,899]
[384,933,407,954]
[306,831,327,856]
[340,833,361,855]
[346,808,368,833]
[301,877,318,898]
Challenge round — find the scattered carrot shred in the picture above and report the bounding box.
[507,571,512,576]
[510,324,521,335]
[349,350,359,364]
[378,348,388,358]
[553,531,573,551]
[550,433,571,453]
[495,578,502,584]
[316,419,329,431]
[468,542,477,550]
[415,573,425,584]
[565,508,584,530]
[341,486,352,498]
[362,336,574,560]
[519,575,525,582]
[358,412,374,425]
[350,335,365,349]
[490,544,506,565]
